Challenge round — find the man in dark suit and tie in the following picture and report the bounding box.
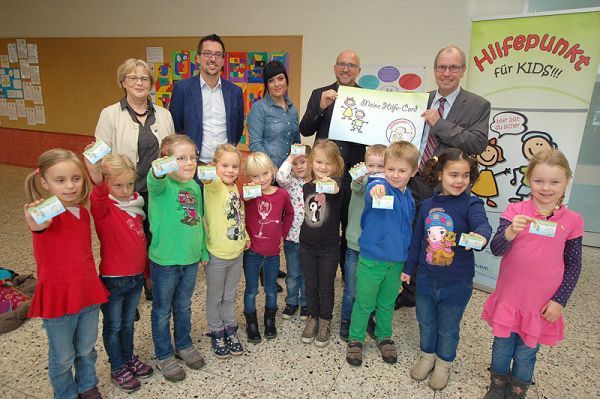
[170,34,244,164]
[394,45,491,310]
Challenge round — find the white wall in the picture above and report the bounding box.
[1,0,525,114]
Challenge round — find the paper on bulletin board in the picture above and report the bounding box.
[16,39,27,59]
[30,65,41,84]
[35,105,46,124]
[329,85,427,147]
[27,44,38,64]
[0,99,7,116]
[26,107,36,125]
[7,44,18,63]
[0,56,8,69]
[7,102,17,120]
[23,82,33,100]
[146,47,164,63]
[32,85,43,104]
[19,59,30,79]
[16,99,25,117]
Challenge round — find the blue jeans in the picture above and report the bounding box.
[150,262,198,360]
[491,332,540,383]
[42,304,100,399]
[283,240,306,307]
[243,249,279,312]
[341,247,359,321]
[415,275,473,362]
[100,273,144,371]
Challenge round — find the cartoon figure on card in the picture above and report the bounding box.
[351,109,368,133]
[509,131,557,203]
[425,209,455,266]
[178,190,199,226]
[341,97,356,120]
[305,193,327,227]
[472,138,511,208]
[225,191,246,240]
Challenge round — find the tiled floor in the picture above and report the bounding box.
[0,163,598,399]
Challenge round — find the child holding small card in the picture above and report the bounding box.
[403,148,491,391]
[85,151,153,392]
[242,152,294,342]
[299,139,344,347]
[276,145,311,321]
[345,141,417,366]
[482,149,583,399]
[202,143,249,359]
[339,144,386,342]
[24,149,109,399]
[148,135,208,382]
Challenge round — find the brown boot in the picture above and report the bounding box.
[483,370,509,399]
[505,375,531,399]
[410,351,436,381]
[301,316,319,343]
[315,318,331,347]
[428,357,452,390]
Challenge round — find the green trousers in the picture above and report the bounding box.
[348,256,403,343]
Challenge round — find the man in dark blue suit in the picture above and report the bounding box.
[170,34,244,163]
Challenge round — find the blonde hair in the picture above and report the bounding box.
[160,134,196,157]
[24,149,91,205]
[213,143,242,164]
[526,148,572,181]
[308,139,344,178]
[117,58,155,90]
[365,144,386,159]
[245,151,275,177]
[384,141,420,170]
[100,153,136,181]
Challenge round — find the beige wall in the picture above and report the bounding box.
[1,0,525,117]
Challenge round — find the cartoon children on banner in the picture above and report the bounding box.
[340,96,369,133]
[509,131,557,203]
[472,138,511,208]
[425,209,456,267]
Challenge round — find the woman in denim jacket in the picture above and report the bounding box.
[248,60,300,167]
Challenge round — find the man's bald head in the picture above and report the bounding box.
[334,50,361,86]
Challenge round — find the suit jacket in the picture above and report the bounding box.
[170,76,244,151]
[428,88,490,156]
[299,82,365,173]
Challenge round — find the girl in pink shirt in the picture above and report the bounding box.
[482,149,583,398]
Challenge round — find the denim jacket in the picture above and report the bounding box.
[248,94,300,167]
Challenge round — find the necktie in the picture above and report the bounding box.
[419,97,446,173]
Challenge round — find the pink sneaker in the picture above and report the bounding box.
[111,365,140,392]
[127,355,154,379]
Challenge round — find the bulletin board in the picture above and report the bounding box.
[0,36,303,137]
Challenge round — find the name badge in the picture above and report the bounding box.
[372,195,394,209]
[529,220,557,237]
[243,184,262,199]
[28,196,66,224]
[316,180,335,194]
[152,156,179,177]
[197,165,217,180]
[349,163,368,181]
[290,144,305,155]
[83,139,112,164]
[458,233,485,250]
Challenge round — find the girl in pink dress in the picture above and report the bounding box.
[482,149,583,399]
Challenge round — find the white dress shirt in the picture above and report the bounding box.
[199,75,228,163]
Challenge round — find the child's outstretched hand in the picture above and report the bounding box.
[541,299,563,322]
[370,184,387,199]
[199,260,208,266]
[505,214,535,241]
[400,272,411,284]
[83,142,103,185]
[24,201,52,231]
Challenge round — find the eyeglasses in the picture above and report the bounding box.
[201,51,224,60]
[124,75,151,84]
[434,65,464,73]
[176,156,199,164]
[335,62,360,70]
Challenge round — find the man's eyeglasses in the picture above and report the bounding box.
[335,62,360,70]
[124,75,151,84]
[176,156,199,164]
[434,65,464,73]
[201,51,224,60]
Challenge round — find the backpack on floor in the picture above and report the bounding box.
[0,268,37,334]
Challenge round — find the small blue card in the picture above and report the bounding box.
[529,220,557,237]
[152,156,179,177]
[28,196,66,225]
[83,139,111,164]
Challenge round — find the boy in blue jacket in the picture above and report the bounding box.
[345,141,419,367]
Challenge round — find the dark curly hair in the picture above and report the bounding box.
[421,148,479,189]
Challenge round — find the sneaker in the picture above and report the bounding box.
[156,356,186,382]
[282,304,299,319]
[175,346,206,369]
[301,317,319,343]
[346,340,363,366]
[78,386,102,399]
[278,270,287,279]
[111,365,140,392]
[224,325,244,356]
[377,339,398,364]
[339,319,350,342]
[315,318,331,347]
[210,330,230,359]
[366,314,376,340]
[127,355,154,379]
[299,307,309,321]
